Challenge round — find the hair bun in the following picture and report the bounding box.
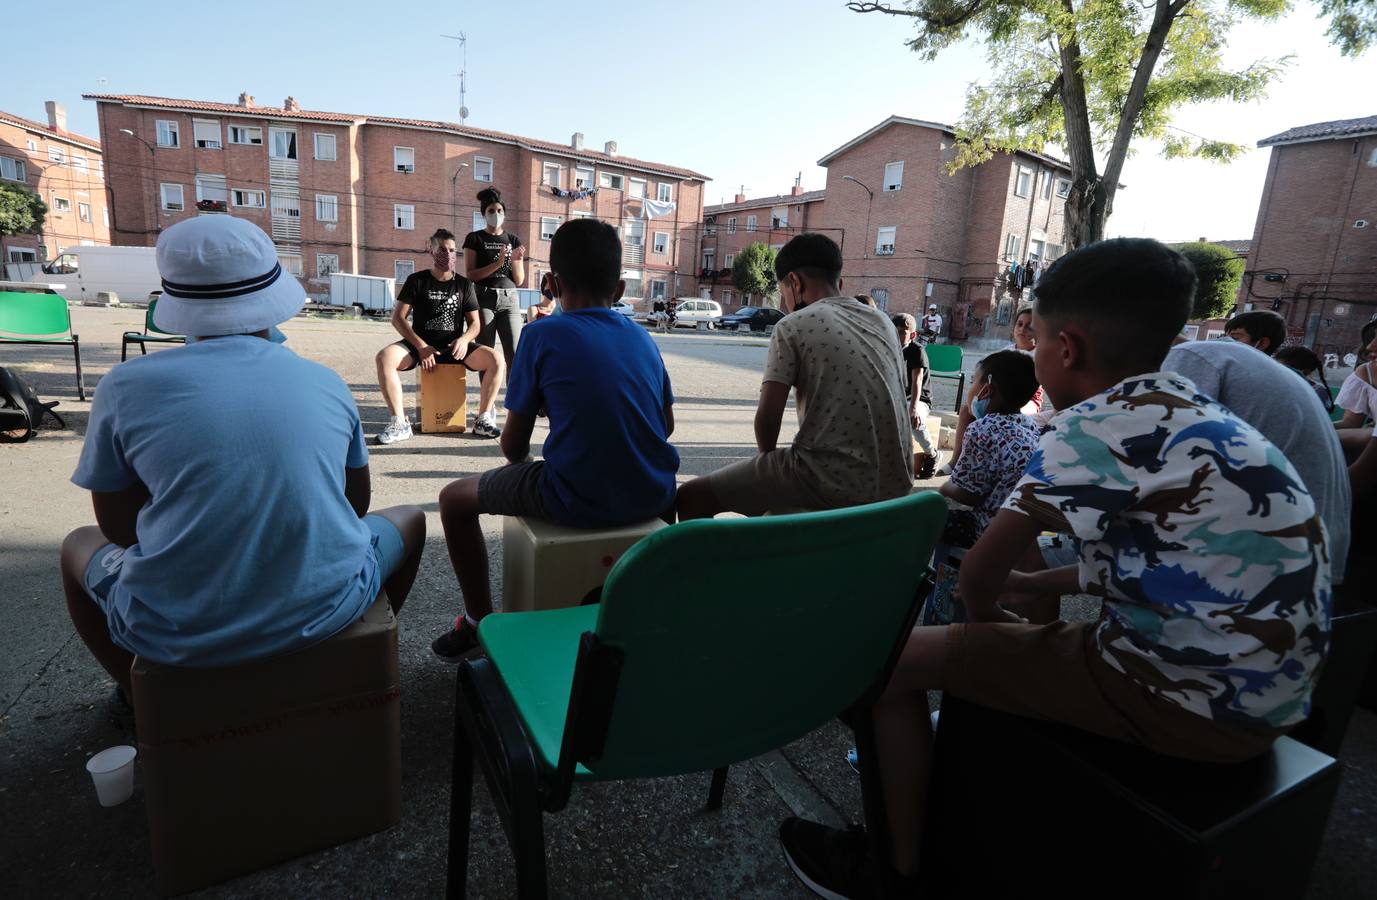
[477,187,503,208]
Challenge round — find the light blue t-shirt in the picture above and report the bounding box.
[72,335,377,667]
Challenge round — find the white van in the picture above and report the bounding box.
[672,299,724,329]
[30,246,162,304]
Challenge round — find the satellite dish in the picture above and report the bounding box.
[459,106,470,121]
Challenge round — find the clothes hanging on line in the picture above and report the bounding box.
[640,198,677,220]
[551,186,599,200]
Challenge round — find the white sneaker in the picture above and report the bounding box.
[935,461,953,477]
[472,413,500,439]
[377,418,413,445]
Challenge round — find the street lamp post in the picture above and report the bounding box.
[451,162,470,234]
[842,175,874,259]
[118,128,159,238]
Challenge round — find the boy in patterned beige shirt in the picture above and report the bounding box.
[676,233,911,519]
[779,238,1331,899]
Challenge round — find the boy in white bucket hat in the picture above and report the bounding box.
[60,216,425,703]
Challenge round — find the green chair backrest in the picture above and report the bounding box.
[585,491,947,779]
[143,297,182,337]
[0,291,72,338]
[925,344,963,374]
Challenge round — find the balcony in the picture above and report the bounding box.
[875,244,896,256]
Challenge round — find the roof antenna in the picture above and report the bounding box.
[441,33,469,124]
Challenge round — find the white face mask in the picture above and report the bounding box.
[485,211,504,229]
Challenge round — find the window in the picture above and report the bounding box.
[473,156,494,182]
[229,125,263,145]
[722,290,734,306]
[1028,238,1046,260]
[599,172,624,190]
[650,280,668,300]
[771,206,788,228]
[624,219,645,247]
[727,217,737,234]
[195,174,228,204]
[1005,233,1023,260]
[72,155,89,175]
[883,161,904,192]
[1014,166,1033,197]
[192,119,221,149]
[875,226,897,255]
[540,216,561,240]
[628,177,647,199]
[1054,178,1071,199]
[160,183,184,211]
[394,204,415,230]
[1039,171,1053,200]
[53,196,71,212]
[269,128,297,160]
[472,211,485,232]
[395,260,415,282]
[8,247,38,262]
[623,269,644,298]
[724,253,735,268]
[656,182,673,202]
[542,162,562,187]
[25,139,36,152]
[317,253,340,278]
[314,133,337,161]
[702,248,716,270]
[871,288,890,311]
[78,202,92,223]
[574,165,594,189]
[156,120,180,148]
[315,194,339,222]
[394,147,415,173]
[746,215,757,232]
[1045,243,1064,260]
[232,188,266,208]
[277,253,303,276]
[653,232,669,254]
[48,145,66,163]
[0,156,25,182]
[270,192,300,218]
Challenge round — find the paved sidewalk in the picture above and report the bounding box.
[1,306,1372,897]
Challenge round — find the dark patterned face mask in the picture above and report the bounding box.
[433,248,458,272]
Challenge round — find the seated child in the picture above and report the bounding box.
[1273,345,1334,412]
[432,219,680,660]
[937,350,1040,548]
[778,238,1331,898]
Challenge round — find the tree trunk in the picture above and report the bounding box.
[1056,10,1102,250]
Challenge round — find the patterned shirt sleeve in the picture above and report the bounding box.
[1002,419,1138,542]
[763,320,798,386]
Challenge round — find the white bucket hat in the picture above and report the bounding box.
[153,216,304,336]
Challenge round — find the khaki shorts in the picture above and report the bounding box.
[941,620,1284,763]
[704,448,828,516]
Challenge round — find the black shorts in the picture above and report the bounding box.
[393,340,482,372]
[477,461,549,519]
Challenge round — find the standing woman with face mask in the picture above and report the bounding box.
[463,188,527,371]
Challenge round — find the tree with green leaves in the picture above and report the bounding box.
[1176,241,1246,320]
[732,242,779,306]
[848,0,1370,248]
[0,180,47,242]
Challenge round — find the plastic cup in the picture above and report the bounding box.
[86,745,137,807]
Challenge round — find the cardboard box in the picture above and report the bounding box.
[131,594,401,896]
[418,363,468,433]
[502,516,666,612]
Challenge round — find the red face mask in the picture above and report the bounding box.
[433,248,458,272]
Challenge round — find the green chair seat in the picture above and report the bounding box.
[121,297,186,362]
[0,334,74,343]
[924,344,966,411]
[0,291,85,400]
[479,605,597,776]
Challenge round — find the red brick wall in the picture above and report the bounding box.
[0,115,110,261]
[697,194,820,309]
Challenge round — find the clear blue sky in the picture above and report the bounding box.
[7,0,1369,241]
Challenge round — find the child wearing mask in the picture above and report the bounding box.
[373,228,506,443]
[936,350,1041,547]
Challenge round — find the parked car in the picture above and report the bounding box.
[716,306,784,332]
[611,299,637,318]
[670,299,724,328]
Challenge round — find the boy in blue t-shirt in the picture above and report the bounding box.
[432,218,679,661]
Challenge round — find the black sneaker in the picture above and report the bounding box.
[431,617,480,663]
[780,818,877,899]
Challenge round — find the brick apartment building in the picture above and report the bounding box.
[0,102,110,265]
[85,93,708,304]
[1240,115,1377,358]
[811,116,1071,337]
[698,183,825,308]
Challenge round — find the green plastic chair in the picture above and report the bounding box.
[0,291,84,400]
[121,297,186,361]
[924,343,965,411]
[447,491,946,898]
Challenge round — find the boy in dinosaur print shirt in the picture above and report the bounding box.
[777,238,1331,900]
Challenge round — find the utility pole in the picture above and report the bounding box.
[441,33,470,124]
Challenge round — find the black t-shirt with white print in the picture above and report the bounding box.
[397,270,478,348]
[462,229,523,289]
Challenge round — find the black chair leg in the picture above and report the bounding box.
[447,679,476,899]
[954,373,965,413]
[512,798,549,900]
[139,340,148,356]
[707,765,728,810]
[72,336,85,401]
[121,338,129,363]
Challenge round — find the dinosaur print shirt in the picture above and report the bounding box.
[1002,373,1331,731]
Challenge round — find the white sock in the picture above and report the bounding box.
[391,415,407,427]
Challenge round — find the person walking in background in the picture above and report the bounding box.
[920,303,943,341]
[463,187,526,370]
[893,313,941,478]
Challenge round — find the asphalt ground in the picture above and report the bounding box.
[1,306,1372,898]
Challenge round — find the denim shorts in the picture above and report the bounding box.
[83,514,407,609]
